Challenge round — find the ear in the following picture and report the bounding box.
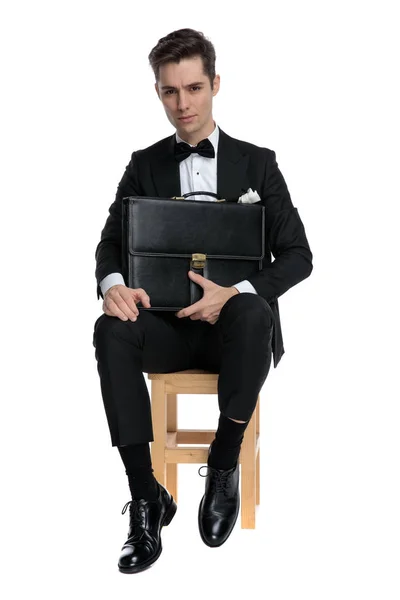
[212,74,220,97]
[155,82,160,99]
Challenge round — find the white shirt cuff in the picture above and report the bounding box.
[232,280,258,294]
[100,273,126,297]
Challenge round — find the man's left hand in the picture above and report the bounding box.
[175,271,239,325]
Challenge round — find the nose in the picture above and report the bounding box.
[177,90,189,111]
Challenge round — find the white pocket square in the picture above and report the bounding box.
[238,188,261,204]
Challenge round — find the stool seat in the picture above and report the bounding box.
[147,369,261,529]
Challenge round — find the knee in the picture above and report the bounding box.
[221,293,274,328]
[92,313,124,348]
[93,312,147,351]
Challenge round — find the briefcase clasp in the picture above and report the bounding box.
[191,253,207,268]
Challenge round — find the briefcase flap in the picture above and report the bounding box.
[123,196,265,259]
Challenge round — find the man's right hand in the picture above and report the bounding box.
[103,285,151,321]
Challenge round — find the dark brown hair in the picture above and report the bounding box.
[148,28,216,90]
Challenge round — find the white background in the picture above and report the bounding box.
[1,0,399,598]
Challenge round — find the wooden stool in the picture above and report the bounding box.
[147,369,261,529]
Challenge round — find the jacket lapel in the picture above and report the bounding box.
[151,135,182,197]
[150,126,250,200]
[217,128,250,201]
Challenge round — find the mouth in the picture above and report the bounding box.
[179,115,196,121]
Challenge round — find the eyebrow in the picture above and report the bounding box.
[160,81,205,90]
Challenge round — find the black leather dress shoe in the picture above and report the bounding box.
[198,458,240,547]
[118,482,177,574]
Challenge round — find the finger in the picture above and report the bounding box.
[105,296,133,321]
[134,289,151,308]
[190,313,202,321]
[111,290,139,321]
[189,270,202,279]
[117,298,139,321]
[180,302,203,318]
[119,289,140,316]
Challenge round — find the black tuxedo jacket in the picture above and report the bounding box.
[95,127,313,368]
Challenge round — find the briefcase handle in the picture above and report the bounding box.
[170,190,234,202]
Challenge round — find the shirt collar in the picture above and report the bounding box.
[175,121,219,154]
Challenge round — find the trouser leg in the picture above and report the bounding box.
[92,310,204,446]
[193,292,275,422]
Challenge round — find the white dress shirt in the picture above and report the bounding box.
[100,122,258,297]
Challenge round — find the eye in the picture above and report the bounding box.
[164,86,201,95]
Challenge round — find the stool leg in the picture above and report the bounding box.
[151,380,167,486]
[240,396,258,529]
[256,399,260,505]
[167,393,178,502]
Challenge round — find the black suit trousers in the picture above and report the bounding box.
[92,293,274,447]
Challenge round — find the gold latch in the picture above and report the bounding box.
[170,196,185,200]
[191,253,206,268]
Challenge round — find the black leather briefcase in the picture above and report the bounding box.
[122,191,265,310]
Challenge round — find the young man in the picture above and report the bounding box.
[93,28,313,574]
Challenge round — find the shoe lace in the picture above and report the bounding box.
[121,499,146,539]
[198,465,233,495]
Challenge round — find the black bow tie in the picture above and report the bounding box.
[174,137,215,163]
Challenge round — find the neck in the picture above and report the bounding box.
[177,118,216,146]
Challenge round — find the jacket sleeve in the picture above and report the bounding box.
[94,152,142,299]
[246,149,313,303]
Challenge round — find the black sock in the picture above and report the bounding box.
[208,413,249,470]
[117,443,159,500]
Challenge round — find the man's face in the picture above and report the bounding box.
[155,55,220,145]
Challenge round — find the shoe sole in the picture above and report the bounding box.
[118,496,177,574]
[197,496,240,548]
